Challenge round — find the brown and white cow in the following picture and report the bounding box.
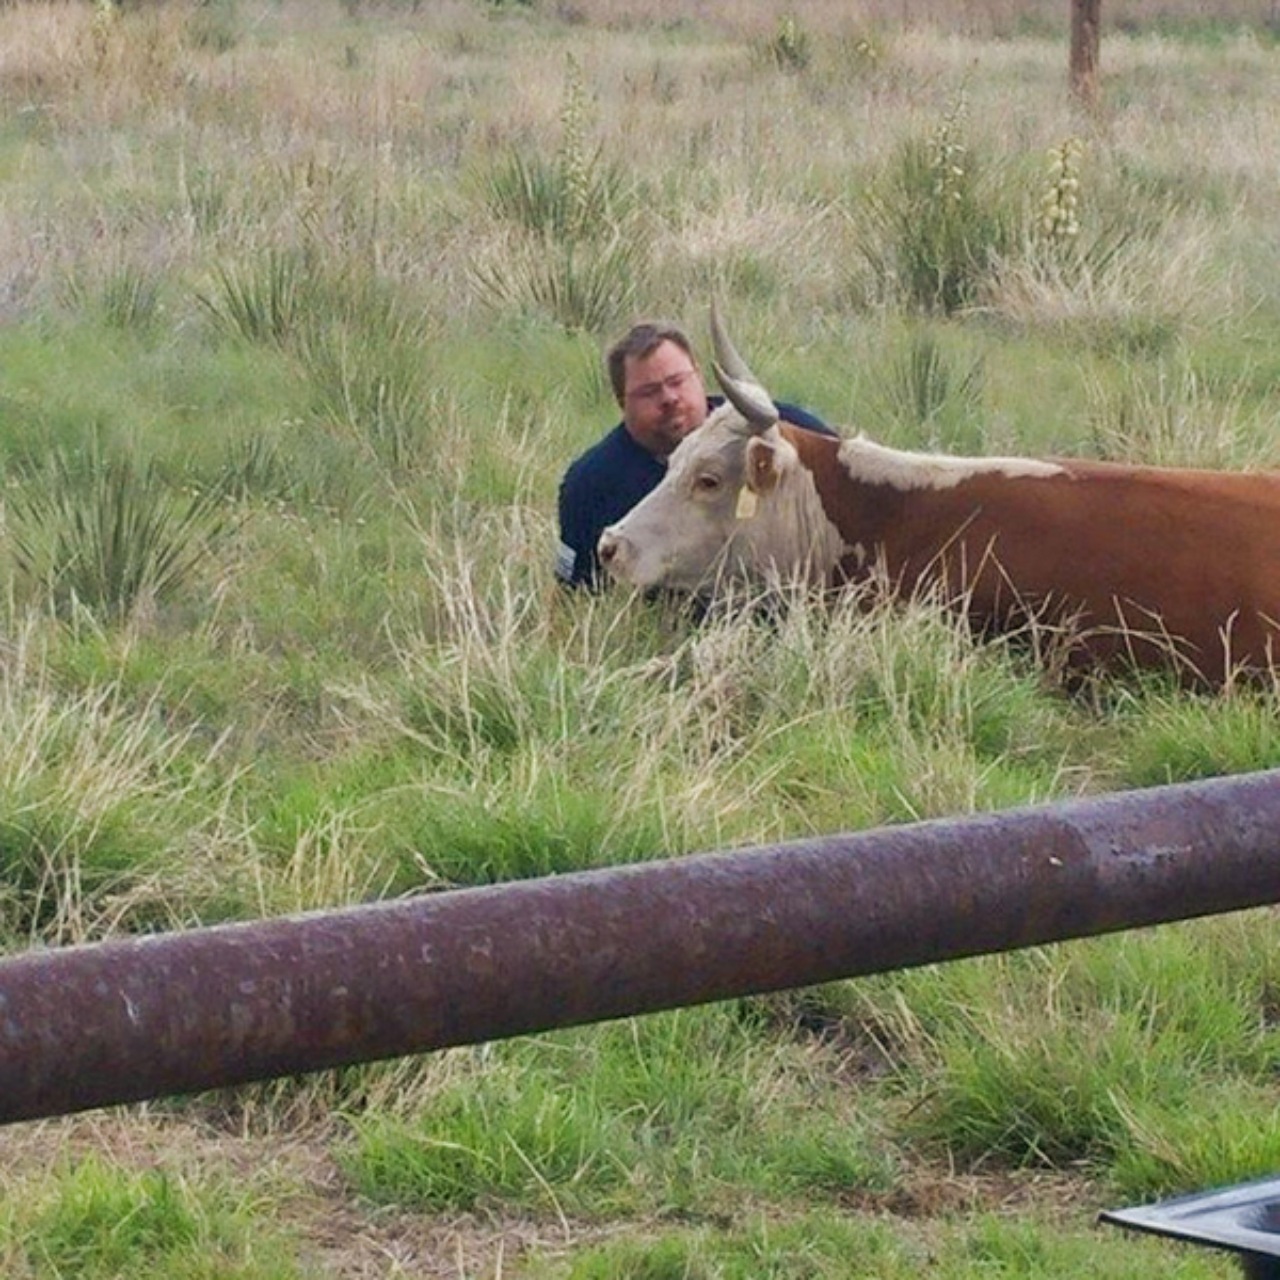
[597,307,1280,686]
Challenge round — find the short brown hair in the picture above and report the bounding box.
[606,322,697,406]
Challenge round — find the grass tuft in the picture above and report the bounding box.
[6,1153,301,1279]
[345,1007,894,1219]
[9,439,233,624]
[871,327,986,451]
[184,0,242,53]
[852,90,1019,314]
[197,250,311,350]
[470,229,648,334]
[469,51,649,332]
[297,326,436,471]
[62,256,164,332]
[0,625,241,944]
[1085,355,1279,469]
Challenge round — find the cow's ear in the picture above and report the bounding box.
[745,437,780,495]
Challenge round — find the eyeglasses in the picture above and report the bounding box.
[625,369,698,404]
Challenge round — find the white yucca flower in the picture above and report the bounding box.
[1039,137,1084,242]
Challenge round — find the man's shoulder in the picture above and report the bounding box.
[775,400,836,436]
[706,394,835,437]
[563,423,642,486]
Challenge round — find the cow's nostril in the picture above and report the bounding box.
[598,535,617,564]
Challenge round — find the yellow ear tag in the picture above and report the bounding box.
[735,486,758,521]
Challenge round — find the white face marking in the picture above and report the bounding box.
[838,436,1065,491]
[598,410,848,592]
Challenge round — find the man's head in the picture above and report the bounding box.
[607,321,709,459]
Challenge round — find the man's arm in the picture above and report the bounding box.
[556,465,604,589]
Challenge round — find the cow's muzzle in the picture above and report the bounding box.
[596,528,628,580]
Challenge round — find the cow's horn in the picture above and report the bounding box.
[709,300,779,433]
[710,298,755,384]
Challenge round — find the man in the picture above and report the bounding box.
[556,320,832,588]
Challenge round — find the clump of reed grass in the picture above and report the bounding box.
[480,150,607,241]
[987,142,1226,351]
[344,1005,893,1218]
[833,27,885,78]
[177,160,232,236]
[470,53,649,332]
[198,248,440,466]
[872,328,985,451]
[215,434,289,502]
[71,0,193,120]
[183,0,241,53]
[1115,683,1280,786]
[1084,356,1278,469]
[469,229,645,334]
[10,1154,299,1276]
[197,248,311,349]
[852,89,1019,314]
[8,439,233,623]
[883,918,1280,1194]
[61,256,163,332]
[480,54,634,243]
[298,335,434,472]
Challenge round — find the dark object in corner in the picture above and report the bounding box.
[1100,1175,1280,1279]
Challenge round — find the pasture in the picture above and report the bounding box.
[2,0,1280,1274]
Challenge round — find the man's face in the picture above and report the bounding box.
[621,340,708,459]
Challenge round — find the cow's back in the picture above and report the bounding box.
[833,457,1280,682]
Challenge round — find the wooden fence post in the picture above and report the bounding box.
[1070,0,1102,108]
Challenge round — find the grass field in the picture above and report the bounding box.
[3,1,1280,1275]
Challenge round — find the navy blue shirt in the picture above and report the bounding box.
[556,396,833,588]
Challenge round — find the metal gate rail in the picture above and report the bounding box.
[2,770,1279,1125]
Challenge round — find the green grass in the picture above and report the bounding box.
[344,1006,896,1219]
[0,1154,302,1280]
[0,630,245,942]
[543,1211,1227,1279]
[2,1,1280,1274]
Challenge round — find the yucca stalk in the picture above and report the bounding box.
[762,13,811,71]
[479,54,634,244]
[855,89,1018,314]
[558,52,592,243]
[1038,137,1085,246]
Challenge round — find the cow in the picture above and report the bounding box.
[596,306,1280,687]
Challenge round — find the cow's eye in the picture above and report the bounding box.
[693,474,720,494]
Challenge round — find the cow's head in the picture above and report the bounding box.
[597,305,846,593]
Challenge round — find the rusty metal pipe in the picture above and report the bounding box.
[3,770,1280,1125]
